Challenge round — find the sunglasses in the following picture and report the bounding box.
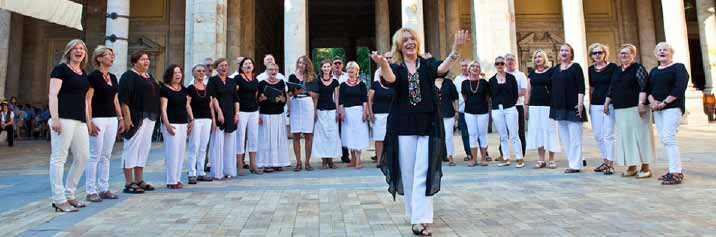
[591,51,605,55]
[333,61,343,65]
[494,62,505,66]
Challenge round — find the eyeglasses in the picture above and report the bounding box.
[333,61,343,65]
[591,51,605,55]
[494,62,505,66]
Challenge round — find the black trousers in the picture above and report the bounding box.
[499,105,526,157]
[1,125,14,146]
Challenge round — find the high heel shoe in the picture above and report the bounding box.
[52,202,79,212]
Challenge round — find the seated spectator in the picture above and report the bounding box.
[1,101,15,146]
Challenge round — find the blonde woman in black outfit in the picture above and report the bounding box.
[48,39,91,212]
[288,55,319,171]
[587,43,618,175]
[604,44,655,178]
[525,50,561,169]
[648,42,689,185]
[490,56,524,168]
[372,28,468,236]
[85,46,124,202]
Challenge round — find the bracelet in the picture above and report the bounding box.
[449,52,459,60]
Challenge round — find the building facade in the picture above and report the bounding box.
[0,0,714,122]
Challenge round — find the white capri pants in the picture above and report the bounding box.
[398,135,433,224]
[290,97,315,134]
[49,118,89,204]
[654,108,683,173]
[372,113,389,141]
[210,129,237,179]
[558,120,583,170]
[491,106,523,160]
[121,118,156,168]
[162,123,187,185]
[464,113,489,149]
[86,117,118,195]
[187,118,211,177]
[443,117,456,156]
[236,111,259,154]
[590,104,615,161]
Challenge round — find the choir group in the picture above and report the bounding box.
[45,27,687,236]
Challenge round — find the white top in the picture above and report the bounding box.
[229,70,240,79]
[257,71,286,81]
[454,74,468,113]
[509,70,529,106]
[1,111,14,124]
[373,69,381,82]
[333,72,349,84]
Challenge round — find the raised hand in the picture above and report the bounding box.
[371,51,389,66]
[453,30,469,48]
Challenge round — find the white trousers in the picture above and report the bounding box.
[290,97,315,133]
[121,118,156,168]
[162,123,187,185]
[398,135,433,224]
[590,105,615,161]
[442,118,455,156]
[491,106,523,160]
[210,129,237,178]
[85,117,118,194]
[558,121,583,169]
[464,113,489,149]
[49,118,89,204]
[236,111,259,154]
[654,108,683,173]
[187,118,211,177]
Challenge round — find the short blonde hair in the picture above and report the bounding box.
[346,61,360,72]
[60,39,88,69]
[588,43,610,62]
[532,49,551,67]
[468,60,481,71]
[390,28,422,64]
[620,44,637,55]
[654,42,674,56]
[91,45,114,68]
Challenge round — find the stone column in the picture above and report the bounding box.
[227,0,255,68]
[696,0,715,94]
[184,0,228,81]
[636,0,658,69]
[661,0,692,74]
[401,0,425,54]
[0,10,10,99]
[284,0,307,75]
[105,0,130,77]
[470,0,518,76]
[561,0,589,80]
[375,0,390,54]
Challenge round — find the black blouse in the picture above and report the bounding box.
[51,64,90,122]
[437,79,458,118]
[187,84,212,119]
[549,63,587,122]
[88,70,118,118]
[339,81,368,108]
[589,63,618,105]
[317,79,339,111]
[648,63,689,113]
[488,74,519,110]
[118,70,160,124]
[385,58,444,136]
[235,74,259,112]
[527,68,553,107]
[288,74,318,97]
[160,85,189,124]
[461,79,490,115]
[371,80,394,114]
[607,63,649,109]
[207,75,239,132]
[258,80,287,114]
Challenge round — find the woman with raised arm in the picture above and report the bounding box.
[372,28,468,236]
[314,60,342,169]
[85,46,124,202]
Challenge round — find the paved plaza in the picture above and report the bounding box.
[0,123,715,237]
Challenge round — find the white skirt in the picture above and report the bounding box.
[372,113,389,141]
[257,113,290,167]
[526,106,561,152]
[340,106,370,150]
[313,110,342,158]
[290,97,315,134]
